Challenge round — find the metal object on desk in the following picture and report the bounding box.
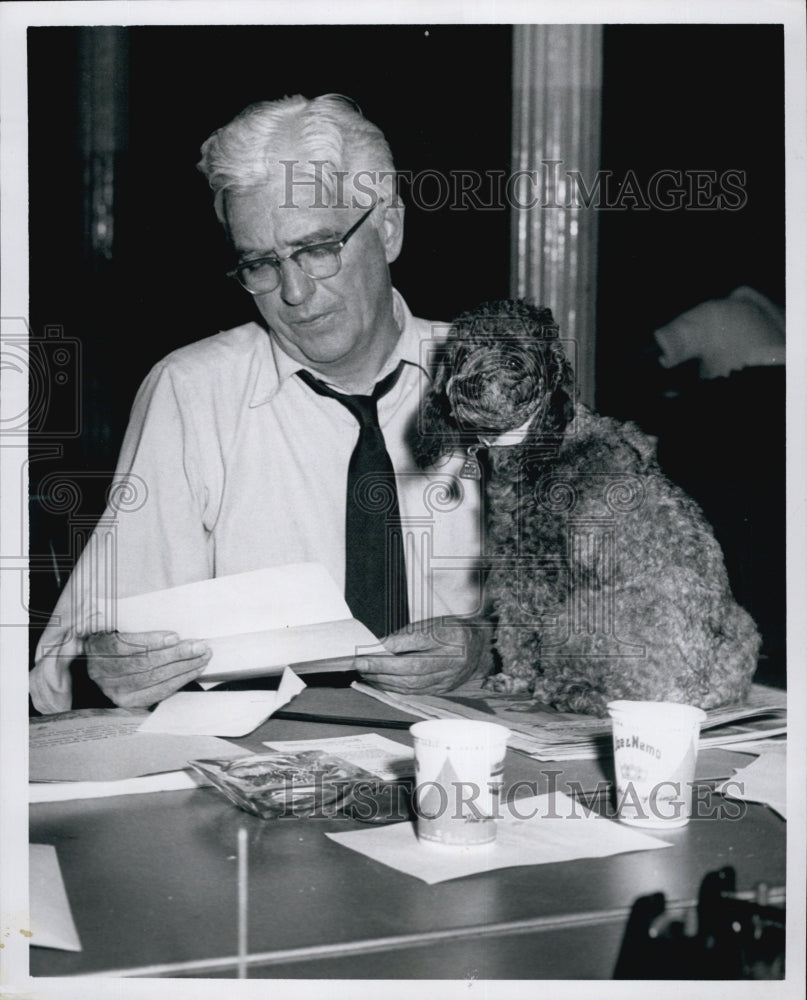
[613,866,785,979]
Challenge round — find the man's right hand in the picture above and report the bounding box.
[83,631,211,708]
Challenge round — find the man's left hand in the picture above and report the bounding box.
[357,619,493,694]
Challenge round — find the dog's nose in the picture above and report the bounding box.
[455,372,490,398]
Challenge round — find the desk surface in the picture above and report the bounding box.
[29,687,786,980]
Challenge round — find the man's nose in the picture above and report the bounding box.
[278,258,316,305]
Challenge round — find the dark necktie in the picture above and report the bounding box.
[296,362,410,638]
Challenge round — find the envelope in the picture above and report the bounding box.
[115,564,381,684]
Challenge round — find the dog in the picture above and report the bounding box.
[415,299,760,715]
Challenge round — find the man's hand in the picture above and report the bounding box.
[84,631,212,708]
[357,619,493,695]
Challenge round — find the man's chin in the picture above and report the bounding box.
[272,325,357,368]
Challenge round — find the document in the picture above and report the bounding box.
[115,563,383,684]
[139,666,306,736]
[29,709,244,783]
[262,732,415,781]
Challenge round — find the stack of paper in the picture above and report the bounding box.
[29,708,246,803]
[353,683,787,762]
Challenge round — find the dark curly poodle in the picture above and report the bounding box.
[415,299,760,715]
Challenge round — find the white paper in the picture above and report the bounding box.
[29,845,82,951]
[29,710,245,782]
[201,619,381,684]
[115,564,381,683]
[29,769,208,804]
[138,667,306,736]
[116,563,351,636]
[718,745,787,819]
[326,791,672,884]
[263,733,415,781]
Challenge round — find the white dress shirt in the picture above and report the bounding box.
[30,291,485,713]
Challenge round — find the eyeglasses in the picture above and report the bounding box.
[227,204,377,295]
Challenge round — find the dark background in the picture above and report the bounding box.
[27,23,785,682]
[597,24,785,419]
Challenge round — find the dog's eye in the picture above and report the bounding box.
[502,357,521,371]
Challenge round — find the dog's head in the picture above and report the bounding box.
[415,299,575,467]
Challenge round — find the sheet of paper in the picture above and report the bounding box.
[326,791,671,884]
[139,667,306,736]
[718,745,787,819]
[29,769,208,803]
[115,564,382,683]
[201,618,381,685]
[717,737,787,755]
[29,845,82,951]
[30,710,244,782]
[115,563,351,637]
[263,732,415,781]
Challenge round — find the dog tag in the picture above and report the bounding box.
[460,445,482,480]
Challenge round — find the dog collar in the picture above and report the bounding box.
[478,412,537,448]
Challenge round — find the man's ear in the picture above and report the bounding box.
[380,199,405,264]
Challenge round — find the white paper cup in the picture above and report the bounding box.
[410,719,509,846]
[607,700,707,828]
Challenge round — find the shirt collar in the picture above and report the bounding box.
[249,288,425,406]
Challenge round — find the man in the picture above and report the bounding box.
[29,94,489,714]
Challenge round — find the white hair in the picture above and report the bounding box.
[197,93,397,224]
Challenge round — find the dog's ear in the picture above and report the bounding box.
[518,324,576,444]
[543,338,576,435]
[546,337,575,394]
[412,342,464,468]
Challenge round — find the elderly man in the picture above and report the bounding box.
[30,94,489,714]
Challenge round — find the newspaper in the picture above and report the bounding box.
[352,682,786,761]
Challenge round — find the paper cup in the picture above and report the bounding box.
[607,700,707,828]
[410,720,509,846]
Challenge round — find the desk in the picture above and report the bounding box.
[29,687,786,980]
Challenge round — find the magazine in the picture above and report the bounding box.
[352,682,786,761]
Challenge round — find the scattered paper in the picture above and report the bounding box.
[30,769,209,804]
[263,733,415,781]
[138,667,306,736]
[717,745,787,820]
[29,709,244,782]
[29,845,82,951]
[353,682,787,762]
[115,564,382,684]
[326,791,671,884]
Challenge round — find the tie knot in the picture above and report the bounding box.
[296,361,406,429]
